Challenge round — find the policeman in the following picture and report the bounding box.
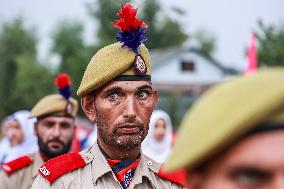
[31,3,184,189]
[0,74,78,189]
[164,68,284,189]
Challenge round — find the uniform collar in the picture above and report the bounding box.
[91,142,115,184]
[32,151,44,178]
[130,153,160,188]
[90,141,161,188]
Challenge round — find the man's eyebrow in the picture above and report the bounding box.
[137,84,153,91]
[43,120,55,124]
[103,86,122,94]
[226,165,272,177]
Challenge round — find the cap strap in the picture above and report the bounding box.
[114,75,151,81]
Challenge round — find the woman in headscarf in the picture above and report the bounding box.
[142,110,173,163]
[0,110,38,164]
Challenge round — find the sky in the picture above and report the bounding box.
[0,0,284,70]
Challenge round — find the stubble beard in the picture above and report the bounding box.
[96,112,149,151]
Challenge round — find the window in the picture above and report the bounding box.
[181,60,195,72]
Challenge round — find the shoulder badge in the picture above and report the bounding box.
[2,155,33,176]
[38,152,87,184]
[157,167,186,187]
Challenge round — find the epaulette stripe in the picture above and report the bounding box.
[2,156,33,176]
[157,168,186,187]
[38,153,86,184]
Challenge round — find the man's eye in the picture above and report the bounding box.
[60,123,72,129]
[231,169,270,187]
[237,172,258,185]
[137,91,149,99]
[44,122,54,128]
[108,93,119,100]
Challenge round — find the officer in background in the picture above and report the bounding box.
[0,74,78,189]
[165,68,284,189]
[32,3,184,189]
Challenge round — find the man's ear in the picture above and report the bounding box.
[186,171,204,189]
[152,90,158,107]
[81,94,96,122]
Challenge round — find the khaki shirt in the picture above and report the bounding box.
[0,152,44,189]
[32,142,183,189]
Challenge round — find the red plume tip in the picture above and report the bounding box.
[113,3,148,32]
[54,73,71,89]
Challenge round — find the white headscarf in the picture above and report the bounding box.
[142,110,173,163]
[0,137,10,164]
[0,110,38,164]
[85,124,97,149]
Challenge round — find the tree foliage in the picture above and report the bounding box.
[51,20,91,98]
[193,29,216,56]
[255,20,284,67]
[0,18,54,118]
[87,0,129,47]
[142,0,188,49]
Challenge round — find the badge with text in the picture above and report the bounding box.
[134,55,147,75]
[39,166,51,176]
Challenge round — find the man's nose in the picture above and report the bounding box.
[50,124,61,138]
[123,96,137,119]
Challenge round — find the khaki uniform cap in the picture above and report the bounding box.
[165,68,284,171]
[77,42,151,96]
[30,94,78,118]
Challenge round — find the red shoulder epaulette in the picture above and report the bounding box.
[157,167,186,187]
[38,152,86,184]
[2,155,33,176]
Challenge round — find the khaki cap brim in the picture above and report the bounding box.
[30,94,78,118]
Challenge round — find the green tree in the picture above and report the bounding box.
[0,18,54,118]
[0,18,36,117]
[9,54,54,112]
[193,29,216,56]
[255,20,284,67]
[87,0,129,47]
[142,0,188,49]
[51,20,91,102]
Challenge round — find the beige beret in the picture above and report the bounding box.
[77,42,151,96]
[165,68,284,171]
[30,94,78,118]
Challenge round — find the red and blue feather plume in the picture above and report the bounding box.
[54,73,72,100]
[113,3,148,54]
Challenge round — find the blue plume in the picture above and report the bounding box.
[59,86,71,100]
[116,27,147,54]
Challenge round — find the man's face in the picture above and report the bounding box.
[186,130,284,189]
[35,116,75,159]
[3,119,24,147]
[87,80,157,150]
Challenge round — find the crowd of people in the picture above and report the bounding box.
[0,3,283,189]
[0,109,175,165]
